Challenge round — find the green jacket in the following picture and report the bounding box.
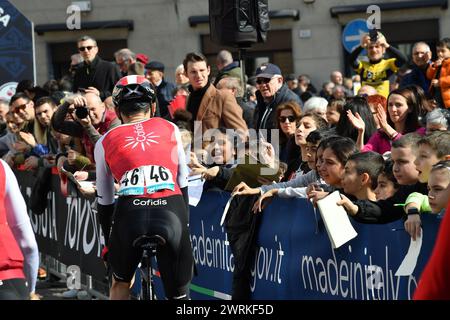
[405,192,432,213]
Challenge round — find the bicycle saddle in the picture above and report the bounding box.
[133,235,166,250]
[132,209,183,252]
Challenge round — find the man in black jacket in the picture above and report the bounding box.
[253,63,302,137]
[73,35,121,101]
[145,61,176,119]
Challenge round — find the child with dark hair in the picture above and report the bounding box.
[398,132,450,239]
[173,109,193,132]
[401,160,450,239]
[428,161,450,215]
[306,136,358,204]
[427,37,450,108]
[341,151,384,201]
[315,136,358,186]
[326,99,345,126]
[189,127,238,190]
[374,159,399,200]
[282,112,329,181]
[335,96,377,145]
[414,131,450,183]
[390,133,422,185]
[337,133,428,224]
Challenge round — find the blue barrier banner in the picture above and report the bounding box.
[189,190,440,300]
[16,169,440,300]
[0,0,35,100]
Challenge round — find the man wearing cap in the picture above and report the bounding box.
[145,61,176,119]
[254,63,302,134]
[136,53,149,66]
[127,53,149,76]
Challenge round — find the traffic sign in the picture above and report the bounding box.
[0,0,35,101]
[342,19,369,53]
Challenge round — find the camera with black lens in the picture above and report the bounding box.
[369,29,379,43]
[75,106,89,119]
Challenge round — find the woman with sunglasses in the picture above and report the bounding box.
[275,102,301,164]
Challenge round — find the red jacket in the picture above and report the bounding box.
[427,58,450,108]
[0,162,25,281]
[82,108,118,163]
[414,200,450,300]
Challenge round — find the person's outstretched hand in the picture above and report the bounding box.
[232,182,260,196]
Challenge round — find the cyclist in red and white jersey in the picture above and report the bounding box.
[95,75,193,300]
[0,159,39,300]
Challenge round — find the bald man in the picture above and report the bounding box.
[357,85,378,96]
[399,42,432,94]
[213,50,242,87]
[52,92,121,162]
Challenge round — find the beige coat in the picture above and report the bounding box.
[193,84,248,135]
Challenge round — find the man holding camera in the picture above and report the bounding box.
[51,91,120,164]
[348,31,407,98]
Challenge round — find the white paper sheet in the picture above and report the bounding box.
[220,195,234,226]
[77,181,95,189]
[188,175,205,207]
[316,191,358,249]
[395,229,423,276]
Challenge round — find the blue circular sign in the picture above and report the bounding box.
[342,19,369,53]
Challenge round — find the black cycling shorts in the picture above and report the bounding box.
[108,195,194,299]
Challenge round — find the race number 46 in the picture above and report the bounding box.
[118,165,175,196]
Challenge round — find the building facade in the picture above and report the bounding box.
[10,0,450,88]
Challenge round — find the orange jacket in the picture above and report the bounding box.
[427,58,450,108]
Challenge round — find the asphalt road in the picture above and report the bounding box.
[35,277,102,300]
[35,278,73,300]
